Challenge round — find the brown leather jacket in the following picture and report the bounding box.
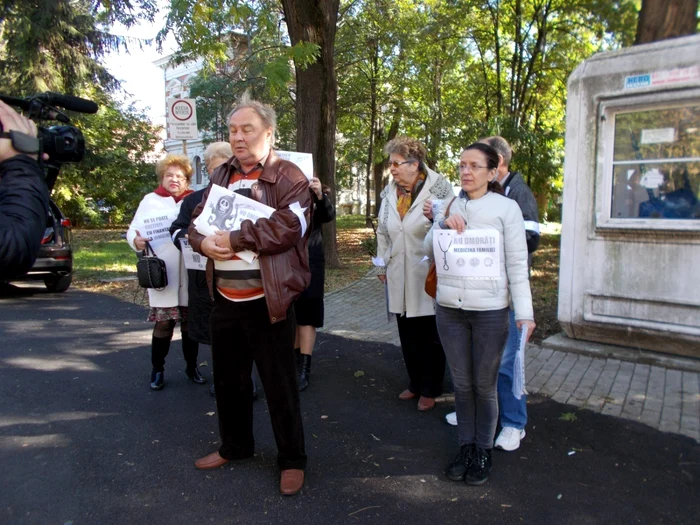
[188,150,312,323]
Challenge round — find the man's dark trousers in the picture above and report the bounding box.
[210,294,306,470]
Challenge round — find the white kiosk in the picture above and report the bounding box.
[558,35,700,359]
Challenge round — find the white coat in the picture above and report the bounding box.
[424,191,534,321]
[376,168,454,317]
[127,192,188,308]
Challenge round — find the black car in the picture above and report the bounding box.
[10,199,73,292]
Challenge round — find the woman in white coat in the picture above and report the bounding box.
[127,154,203,391]
[425,142,535,486]
[376,137,454,411]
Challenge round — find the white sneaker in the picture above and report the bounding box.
[445,411,457,426]
[494,427,526,451]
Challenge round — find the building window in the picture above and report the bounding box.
[610,104,700,220]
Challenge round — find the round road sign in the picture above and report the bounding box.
[171,100,194,121]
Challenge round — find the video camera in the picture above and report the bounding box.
[0,92,98,187]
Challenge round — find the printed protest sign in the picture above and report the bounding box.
[139,210,178,250]
[192,185,276,264]
[433,229,501,280]
[180,238,207,271]
[193,184,275,237]
[276,151,314,180]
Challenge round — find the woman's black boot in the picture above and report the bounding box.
[298,354,312,391]
[182,331,206,384]
[150,336,170,390]
[294,348,301,371]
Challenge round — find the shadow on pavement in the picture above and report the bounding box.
[0,289,698,524]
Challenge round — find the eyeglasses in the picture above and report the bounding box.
[389,160,414,168]
[459,163,489,172]
[164,173,187,181]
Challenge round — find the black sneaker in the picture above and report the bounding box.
[446,444,474,481]
[465,447,492,486]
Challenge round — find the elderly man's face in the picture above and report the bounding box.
[228,107,272,170]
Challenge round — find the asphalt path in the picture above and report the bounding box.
[1,285,698,525]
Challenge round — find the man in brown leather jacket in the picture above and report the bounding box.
[188,93,312,496]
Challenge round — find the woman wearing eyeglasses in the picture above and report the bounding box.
[424,142,535,486]
[127,154,196,391]
[375,137,454,411]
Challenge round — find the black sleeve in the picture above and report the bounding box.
[0,155,50,277]
[509,184,540,254]
[313,193,335,225]
[169,191,200,251]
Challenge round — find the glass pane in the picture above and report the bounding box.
[611,161,700,219]
[613,105,700,162]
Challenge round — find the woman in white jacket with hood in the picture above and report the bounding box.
[127,154,205,391]
[376,137,454,412]
[425,142,535,486]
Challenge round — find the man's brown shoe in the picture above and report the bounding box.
[417,396,436,411]
[280,469,304,496]
[398,389,417,400]
[195,451,229,470]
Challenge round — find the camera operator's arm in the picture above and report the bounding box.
[0,101,50,277]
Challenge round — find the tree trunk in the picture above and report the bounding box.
[635,0,698,44]
[373,116,399,215]
[281,0,341,268]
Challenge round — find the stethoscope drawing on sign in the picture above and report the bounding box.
[436,232,453,271]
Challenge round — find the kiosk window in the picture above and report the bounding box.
[610,104,700,220]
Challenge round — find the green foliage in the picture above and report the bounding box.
[0,0,164,226]
[360,235,377,257]
[54,93,161,226]
[334,0,639,215]
[161,0,316,150]
[0,0,124,94]
[559,412,578,422]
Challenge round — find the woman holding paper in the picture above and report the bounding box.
[294,176,335,391]
[127,154,199,391]
[425,142,535,486]
[376,137,454,412]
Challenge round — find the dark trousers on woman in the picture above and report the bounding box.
[209,294,306,470]
[396,314,445,398]
[436,305,509,449]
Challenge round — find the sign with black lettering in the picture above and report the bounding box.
[433,229,501,279]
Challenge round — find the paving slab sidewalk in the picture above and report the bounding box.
[320,274,700,442]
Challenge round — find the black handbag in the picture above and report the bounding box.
[136,241,168,290]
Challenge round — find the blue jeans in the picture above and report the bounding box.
[436,304,509,449]
[497,309,528,430]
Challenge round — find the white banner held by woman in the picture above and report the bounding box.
[433,229,501,279]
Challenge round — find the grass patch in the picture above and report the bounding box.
[559,412,578,422]
[72,229,136,282]
[72,228,148,306]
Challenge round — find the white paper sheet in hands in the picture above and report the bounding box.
[512,324,529,400]
[193,185,276,263]
[180,238,207,271]
[276,151,314,180]
[433,229,501,280]
[138,209,179,250]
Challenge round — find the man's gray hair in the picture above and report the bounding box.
[227,91,277,146]
[203,142,232,165]
[481,136,512,168]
